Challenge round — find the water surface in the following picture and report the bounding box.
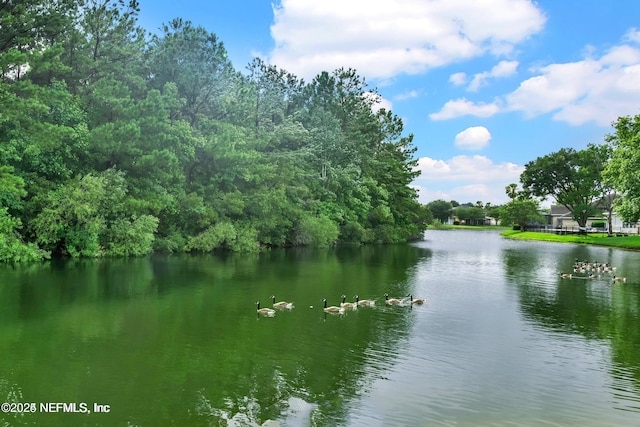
[1,230,639,426]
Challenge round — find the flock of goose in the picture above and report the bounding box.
[256,293,426,317]
[560,259,627,283]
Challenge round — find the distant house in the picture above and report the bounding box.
[485,216,499,226]
[544,204,639,234]
[546,205,578,229]
[449,216,499,226]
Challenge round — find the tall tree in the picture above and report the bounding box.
[519,144,609,228]
[59,0,146,96]
[147,18,235,126]
[505,183,518,200]
[603,114,640,223]
[427,199,453,223]
[499,184,541,230]
[501,199,542,231]
[243,58,304,135]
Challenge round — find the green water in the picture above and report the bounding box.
[1,230,640,426]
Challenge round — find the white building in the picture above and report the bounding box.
[545,205,639,234]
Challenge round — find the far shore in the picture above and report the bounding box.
[428,224,640,251]
[430,224,510,231]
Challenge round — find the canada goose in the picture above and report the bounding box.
[323,298,345,314]
[560,273,573,279]
[354,295,376,306]
[256,301,276,317]
[408,294,425,304]
[612,276,627,283]
[271,295,294,309]
[588,274,599,279]
[340,295,357,310]
[384,293,404,305]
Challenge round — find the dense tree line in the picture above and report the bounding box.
[0,1,428,261]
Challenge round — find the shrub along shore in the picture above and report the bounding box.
[500,230,640,251]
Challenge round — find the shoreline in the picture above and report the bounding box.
[500,230,640,251]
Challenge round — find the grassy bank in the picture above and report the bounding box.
[501,230,640,250]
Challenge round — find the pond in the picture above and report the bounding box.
[1,229,639,426]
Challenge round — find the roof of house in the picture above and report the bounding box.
[549,205,572,216]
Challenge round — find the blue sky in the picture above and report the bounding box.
[137,0,640,206]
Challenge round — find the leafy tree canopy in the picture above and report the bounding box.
[426,199,452,223]
[0,1,427,261]
[604,114,640,223]
[519,144,610,228]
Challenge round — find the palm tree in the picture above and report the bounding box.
[505,183,518,200]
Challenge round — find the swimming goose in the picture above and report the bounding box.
[271,295,294,309]
[560,273,573,279]
[323,298,345,314]
[612,276,627,283]
[408,294,425,304]
[340,295,357,310]
[256,301,276,317]
[384,293,404,305]
[354,295,376,306]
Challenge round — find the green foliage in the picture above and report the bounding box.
[294,215,339,247]
[426,199,452,223]
[153,228,187,254]
[0,207,49,262]
[501,230,640,250]
[369,204,394,226]
[147,19,234,126]
[487,205,503,221]
[104,215,159,257]
[338,221,376,244]
[0,165,26,210]
[185,221,259,253]
[227,223,260,252]
[520,144,611,227]
[31,169,159,258]
[453,206,485,225]
[0,2,430,261]
[500,199,542,231]
[185,222,237,252]
[32,173,106,257]
[604,114,640,223]
[505,183,518,200]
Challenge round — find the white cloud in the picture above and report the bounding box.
[415,155,523,182]
[624,28,640,44]
[454,126,492,150]
[411,184,450,204]
[413,155,524,204]
[450,184,496,202]
[362,92,393,113]
[413,183,502,205]
[429,98,500,120]
[394,90,420,101]
[467,60,519,91]
[432,33,640,125]
[505,43,640,125]
[268,0,546,80]
[449,72,468,86]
